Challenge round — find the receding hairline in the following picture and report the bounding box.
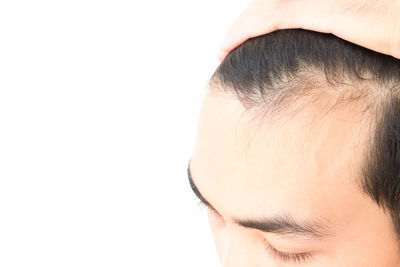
[206,78,379,133]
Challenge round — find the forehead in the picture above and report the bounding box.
[191,88,372,221]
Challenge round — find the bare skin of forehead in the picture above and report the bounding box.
[203,85,375,172]
[193,85,380,226]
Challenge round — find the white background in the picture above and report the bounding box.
[0,0,251,266]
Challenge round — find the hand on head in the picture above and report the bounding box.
[218,0,400,61]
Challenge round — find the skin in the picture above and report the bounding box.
[190,88,400,266]
[218,0,400,61]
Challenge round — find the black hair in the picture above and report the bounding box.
[211,29,400,242]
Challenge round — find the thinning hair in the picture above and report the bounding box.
[210,29,400,242]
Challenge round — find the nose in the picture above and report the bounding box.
[221,230,242,267]
[220,225,261,267]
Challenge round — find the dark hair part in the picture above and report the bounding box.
[211,29,400,242]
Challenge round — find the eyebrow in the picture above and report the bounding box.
[187,162,333,240]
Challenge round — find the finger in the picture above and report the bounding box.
[218,1,279,61]
[218,20,278,61]
[217,0,337,61]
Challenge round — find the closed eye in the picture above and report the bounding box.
[265,242,313,264]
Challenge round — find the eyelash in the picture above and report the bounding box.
[198,200,313,264]
[265,243,313,264]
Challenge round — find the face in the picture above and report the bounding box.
[189,89,400,267]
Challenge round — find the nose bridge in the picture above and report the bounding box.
[221,227,241,267]
[221,225,254,267]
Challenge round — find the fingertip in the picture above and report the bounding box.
[216,22,260,61]
[217,50,227,62]
[218,37,241,60]
[217,37,230,61]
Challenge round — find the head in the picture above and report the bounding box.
[189,30,400,266]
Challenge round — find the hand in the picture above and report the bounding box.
[218,0,400,60]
